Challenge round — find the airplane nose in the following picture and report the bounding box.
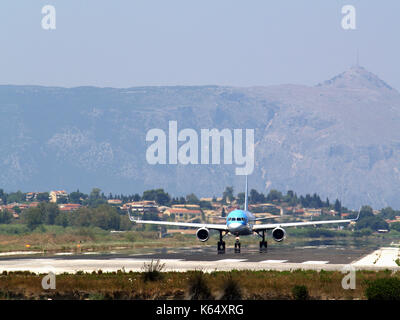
[229,222,242,232]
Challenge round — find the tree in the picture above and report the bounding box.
[390,222,400,232]
[221,207,226,217]
[40,202,60,225]
[0,210,13,224]
[69,190,87,204]
[87,188,106,207]
[12,206,21,214]
[222,186,234,204]
[326,198,330,207]
[0,189,5,204]
[90,188,101,200]
[355,216,388,231]
[186,193,199,205]
[143,189,171,206]
[23,207,45,231]
[359,206,374,218]
[70,205,121,230]
[36,192,50,202]
[236,192,245,205]
[380,207,397,220]
[250,189,267,204]
[55,212,69,228]
[334,199,342,214]
[89,205,120,230]
[7,191,25,204]
[266,190,281,202]
[284,190,298,206]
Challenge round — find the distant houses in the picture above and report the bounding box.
[107,199,123,205]
[49,190,68,203]
[164,207,202,222]
[58,203,82,212]
[2,188,400,234]
[122,201,159,215]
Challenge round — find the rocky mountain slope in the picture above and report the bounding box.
[1,66,399,209]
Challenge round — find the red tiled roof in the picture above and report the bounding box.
[58,203,82,211]
[167,208,202,215]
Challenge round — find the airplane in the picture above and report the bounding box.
[128,177,360,254]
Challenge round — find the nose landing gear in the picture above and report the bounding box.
[234,237,241,253]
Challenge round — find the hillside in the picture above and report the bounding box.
[1,66,400,209]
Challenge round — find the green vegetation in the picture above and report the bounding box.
[365,277,400,300]
[141,259,165,282]
[18,203,124,231]
[355,206,389,231]
[219,273,243,300]
[0,210,13,224]
[187,271,213,300]
[1,185,400,251]
[391,222,400,232]
[292,285,309,300]
[0,270,398,300]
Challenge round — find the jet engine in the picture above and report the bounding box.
[196,228,210,242]
[272,227,286,242]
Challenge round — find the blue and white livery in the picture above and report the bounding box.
[129,176,360,254]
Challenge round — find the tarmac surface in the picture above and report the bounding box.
[0,243,399,273]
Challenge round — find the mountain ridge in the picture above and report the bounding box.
[0,66,399,209]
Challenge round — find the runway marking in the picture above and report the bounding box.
[159,259,184,262]
[259,260,288,264]
[0,251,42,256]
[215,259,247,263]
[301,261,329,264]
[109,258,184,263]
[352,247,400,267]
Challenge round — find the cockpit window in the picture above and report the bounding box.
[229,217,247,221]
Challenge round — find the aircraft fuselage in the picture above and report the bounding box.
[226,209,254,236]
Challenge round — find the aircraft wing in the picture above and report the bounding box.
[253,216,281,221]
[128,212,228,231]
[252,212,360,231]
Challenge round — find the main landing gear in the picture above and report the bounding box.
[217,231,226,254]
[234,237,241,254]
[258,230,268,253]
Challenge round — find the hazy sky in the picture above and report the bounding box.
[0,0,399,89]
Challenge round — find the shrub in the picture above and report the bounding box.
[219,274,242,300]
[365,278,400,300]
[187,271,213,300]
[292,285,309,300]
[141,259,165,282]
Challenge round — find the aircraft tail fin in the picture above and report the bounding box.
[244,175,248,212]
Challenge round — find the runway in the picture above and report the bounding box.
[0,244,399,274]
